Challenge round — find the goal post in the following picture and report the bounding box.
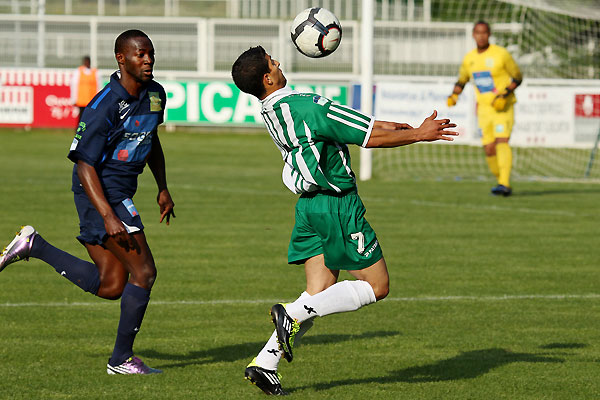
[358,0,600,182]
[359,0,374,181]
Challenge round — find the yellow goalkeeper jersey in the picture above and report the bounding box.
[458,44,522,108]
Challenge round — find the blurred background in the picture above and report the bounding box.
[0,0,599,181]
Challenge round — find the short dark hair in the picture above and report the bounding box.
[473,20,491,33]
[114,29,150,54]
[231,46,269,99]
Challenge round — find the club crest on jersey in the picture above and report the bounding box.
[149,92,161,111]
[313,95,328,106]
[486,58,494,68]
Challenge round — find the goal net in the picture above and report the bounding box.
[365,0,600,182]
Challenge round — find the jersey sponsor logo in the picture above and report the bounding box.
[123,130,152,142]
[363,240,379,258]
[76,121,86,133]
[149,92,162,111]
[472,71,495,93]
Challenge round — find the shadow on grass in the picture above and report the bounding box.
[294,348,564,391]
[137,330,400,369]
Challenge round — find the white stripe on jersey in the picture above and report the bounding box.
[303,121,341,193]
[281,103,298,147]
[331,103,375,148]
[329,104,371,125]
[334,142,355,182]
[262,111,288,151]
[281,103,318,186]
[326,112,369,133]
[281,163,296,194]
[361,118,376,148]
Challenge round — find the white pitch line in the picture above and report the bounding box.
[362,197,588,218]
[1,293,599,308]
[410,199,583,217]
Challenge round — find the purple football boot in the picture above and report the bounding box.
[0,225,37,272]
[106,356,163,375]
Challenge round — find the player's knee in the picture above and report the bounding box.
[371,281,389,301]
[306,280,336,295]
[98,282,125,300]
[132,263,157,289]
[375,284,389,301]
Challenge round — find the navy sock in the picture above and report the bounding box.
[109,283,151,366]
[30,234,100,295]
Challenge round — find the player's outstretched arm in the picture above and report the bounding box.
[147,133,175,225]
[366,110,458,148]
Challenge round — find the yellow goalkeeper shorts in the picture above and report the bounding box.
[477,105,514,146]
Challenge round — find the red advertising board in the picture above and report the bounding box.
[575,94,600,118]
[0,68,79,128]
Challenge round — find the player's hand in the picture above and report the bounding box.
[104,213,134,249]
[157,188,175,225]
[417,110,459,142]
[447,93,458,107]
[492,92,508,111]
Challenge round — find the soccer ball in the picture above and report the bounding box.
[290,7,342,58]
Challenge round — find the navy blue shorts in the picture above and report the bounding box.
[74,192,144,245]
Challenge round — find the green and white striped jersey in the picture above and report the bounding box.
[260,87,374,194]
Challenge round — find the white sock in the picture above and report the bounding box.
[254,291,313,371]
[284,280,376,323]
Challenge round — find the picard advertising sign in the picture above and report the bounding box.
[0,68,348,129]
[161,81,348,125]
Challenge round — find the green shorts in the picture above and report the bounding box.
[288,189,383,270]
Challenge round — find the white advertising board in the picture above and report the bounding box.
[374,82,477,145]
[375,81,600,148]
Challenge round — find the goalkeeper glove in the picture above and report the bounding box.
[492,92,509,111]
[447,93,459,107]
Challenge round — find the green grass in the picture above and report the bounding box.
[1,128,600,399]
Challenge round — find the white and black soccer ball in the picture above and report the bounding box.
[290,7,342,58]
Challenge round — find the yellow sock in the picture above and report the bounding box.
[495,142,512,187]
[485,155,499,179]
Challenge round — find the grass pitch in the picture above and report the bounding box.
[1,128,599,399]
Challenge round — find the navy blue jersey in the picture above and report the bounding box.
[68,72,166,204]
